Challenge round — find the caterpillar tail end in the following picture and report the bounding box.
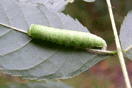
[102,41,107,50]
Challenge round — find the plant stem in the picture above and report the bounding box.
[106,0,131,88]
[90,49,117,55]
[0,22,27,33]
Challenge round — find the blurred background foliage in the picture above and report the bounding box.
[0,0,132,88]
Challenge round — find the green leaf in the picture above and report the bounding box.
[120,11,132,60]
[0,0,109,80]
[19,0,74,11]
[4,81,73,88]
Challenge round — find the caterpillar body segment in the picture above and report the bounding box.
[27,24,107,50]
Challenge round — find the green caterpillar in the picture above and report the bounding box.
[27,24,107,50]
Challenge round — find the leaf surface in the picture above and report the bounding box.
[19,0,74,11]
[4,81,73,88]
[0,0,109,80]
[120,11,132,60]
